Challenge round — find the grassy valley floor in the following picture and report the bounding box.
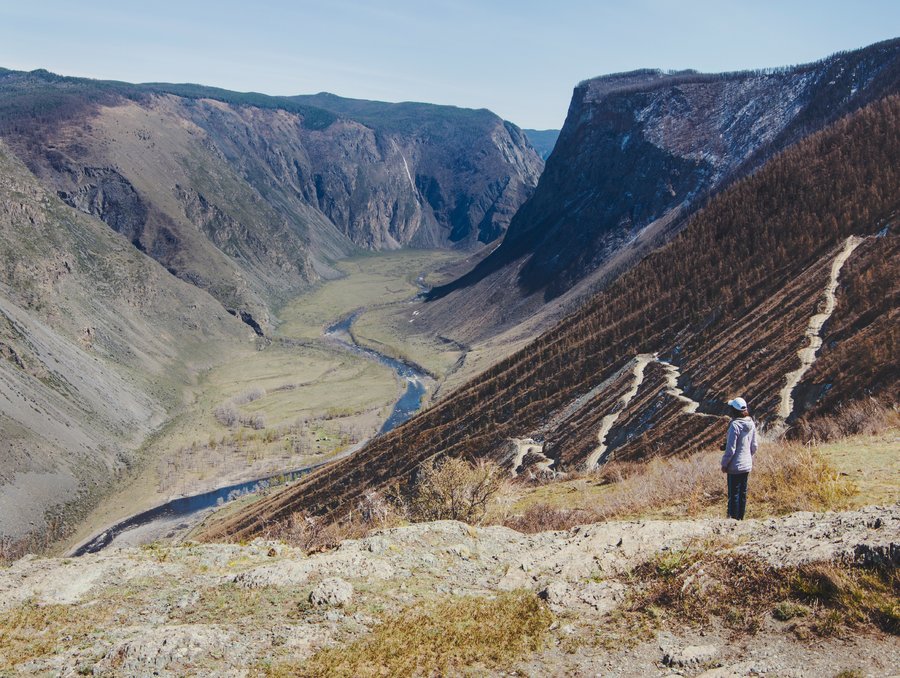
[61,249,465,555]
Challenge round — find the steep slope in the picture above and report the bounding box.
[291,93,544,247]
[203,94,900,537]
[0,71,542,331]
[425,38,900,343]
[0,141,248,550]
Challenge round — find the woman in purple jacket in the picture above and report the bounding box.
[721,397,758,520]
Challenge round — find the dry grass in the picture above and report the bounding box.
[0,600,114,670]
[499,436,860,534]
[265,590,552,677]
[612,550,898,640]
[797,399,898,442]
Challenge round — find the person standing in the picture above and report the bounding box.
[721,397,758,520]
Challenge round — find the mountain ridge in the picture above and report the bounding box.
[0,68,543,332]
[424,38,900,342]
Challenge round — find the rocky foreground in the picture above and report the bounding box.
[1,506,897,676]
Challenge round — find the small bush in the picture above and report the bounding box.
[408,457,504,524]
[240,413,266,430]
[232,387,266,405]
[213,404,239,427]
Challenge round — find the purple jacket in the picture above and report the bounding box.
[721,417,758,473]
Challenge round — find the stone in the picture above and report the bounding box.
[659,635,719,667]
[309,577,353,607]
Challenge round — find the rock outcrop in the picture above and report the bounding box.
[1,507,896,675]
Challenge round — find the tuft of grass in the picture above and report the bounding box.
[791,563,899,635]
[266,590,552,677]
[773,600,810,621]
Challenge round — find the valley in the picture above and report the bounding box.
[62,248,467,555]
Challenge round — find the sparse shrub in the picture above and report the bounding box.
[356,490,401,528]
[240,414,266,430]
[232,387,266,405]
[407,457,504,524]
[263,511,373,553]
[213,404,239,427]
[504,503,593,533]
[797,399,896,442]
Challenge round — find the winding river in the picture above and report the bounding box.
[72,310,430,556]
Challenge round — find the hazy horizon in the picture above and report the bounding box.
[1,0,899,129]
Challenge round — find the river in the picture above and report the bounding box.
[71,309,430,556]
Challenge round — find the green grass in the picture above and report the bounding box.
[352,302,463,378]
[275,250,459,340]
[817,427,900,507]
[266,590,552,677]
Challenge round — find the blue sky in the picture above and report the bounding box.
[1,1,898,128]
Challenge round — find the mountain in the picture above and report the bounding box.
[202,91,900,537]
[523,129,560,160]
[0,71,542,332]
[290,93,543,246]
[424,39,900,343]
[0,140,247,550]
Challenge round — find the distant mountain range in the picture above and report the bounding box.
[204,39,900,538]
[0,71,543,333]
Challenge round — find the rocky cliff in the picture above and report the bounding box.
[427,38,900,339]
[0,72,542,332]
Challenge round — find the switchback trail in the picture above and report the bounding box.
[510,438,555,476]
[584,354,654,469]
[777,236,862,421]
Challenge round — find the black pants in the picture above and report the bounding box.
[727,472,749,520]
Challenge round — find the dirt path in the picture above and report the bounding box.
[777,236,862,421]
[656,357,718,418]
[585,354,653,469]
[510,438,555,476]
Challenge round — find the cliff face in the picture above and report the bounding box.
[428,39,900,327]
[0,73,542,331]
[291,94,544,248]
